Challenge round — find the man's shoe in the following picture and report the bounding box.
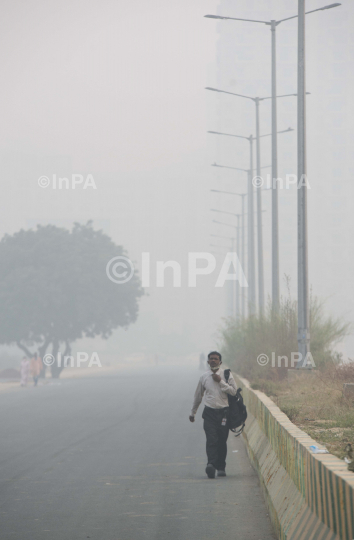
[217,470,226,477]
[205,463,216,479]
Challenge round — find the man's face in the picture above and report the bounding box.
[208,355,221,370]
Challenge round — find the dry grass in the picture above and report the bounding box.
[254,364,354,460]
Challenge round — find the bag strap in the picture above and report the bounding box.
[232,424,245,437]
[224,369,231,382]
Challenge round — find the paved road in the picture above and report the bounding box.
[0,366,275,540]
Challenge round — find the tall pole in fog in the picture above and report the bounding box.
[212,216,241,319]
[207,88,297,316]
[211,188,248,317]
[297,0,309,364]
[248,137,255,315]
[239,195,246,319]
[296,2,341,364]
[210,233,235,318]
[270,20,280,311]
[254,97,264,315]
[236,214,241,318]
[231,238,236,317]
[210,127,292,316]
[209,133,256,314]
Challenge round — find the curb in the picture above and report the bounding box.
[235,374,354,540]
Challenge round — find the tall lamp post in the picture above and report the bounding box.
[298,0,308,365]
[211,208,245,317]
[211,190,246,317]
[205,2,341,311]
[210,234,236,317]
[296,1,341,363]
[213,218,241,318]
[211,189,266,318]
[209,128,293,314]
[209,130,256,313]
[206,87,300,314]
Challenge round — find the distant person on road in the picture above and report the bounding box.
[20,356,30,387]
[189,351,237,479]
[30,353,43,386]
[199,352,206,370]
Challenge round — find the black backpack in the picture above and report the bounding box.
[224,369,247,436]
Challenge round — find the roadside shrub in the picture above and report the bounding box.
[218,280,351,382]
[281,405,301,423]
[251,379,281,396]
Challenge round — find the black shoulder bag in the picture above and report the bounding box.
[224,369,247,437]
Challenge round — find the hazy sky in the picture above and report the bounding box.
[1,0,353,357]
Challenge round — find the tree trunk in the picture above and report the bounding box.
[39,338,51,378]
[50,340,60,378]
[38,340,50,359]
[63,341,72,358]
[50,340,66,379]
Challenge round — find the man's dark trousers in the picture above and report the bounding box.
[202,406,229,471]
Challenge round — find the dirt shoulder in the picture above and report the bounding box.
[251,366,354,461]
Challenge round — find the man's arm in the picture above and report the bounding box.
[190,378,204,419]
[219,372,237,396]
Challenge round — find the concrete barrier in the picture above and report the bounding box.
[234,374,354,540]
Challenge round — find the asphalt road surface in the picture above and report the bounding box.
[0,366,276,540]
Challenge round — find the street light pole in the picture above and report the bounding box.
[207,87,297,315]
[231,237,235,317]
[209,128,293,315]
[295,2,341,363]
[248,136,256,315]
[270,20,280,311]
[297,0,309,364]
[211,184,267,320]
[239,194,246,319]
[236,214,241,318]
[254,97,264,315]
[211,189,247,318]
[211,162,271,319]
[211,194,268,322]
[209,132,256,314]
[210,233,235,318]
[212,217,241,318]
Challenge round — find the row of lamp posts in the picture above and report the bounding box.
[206,2,341,362]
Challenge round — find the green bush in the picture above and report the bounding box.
[219,283,351,382]
[280,405,301,423]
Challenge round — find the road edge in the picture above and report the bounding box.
[235,374,354,540]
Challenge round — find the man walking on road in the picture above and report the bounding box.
[189,351,237,479]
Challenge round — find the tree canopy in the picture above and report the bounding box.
[0,222,143,376]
